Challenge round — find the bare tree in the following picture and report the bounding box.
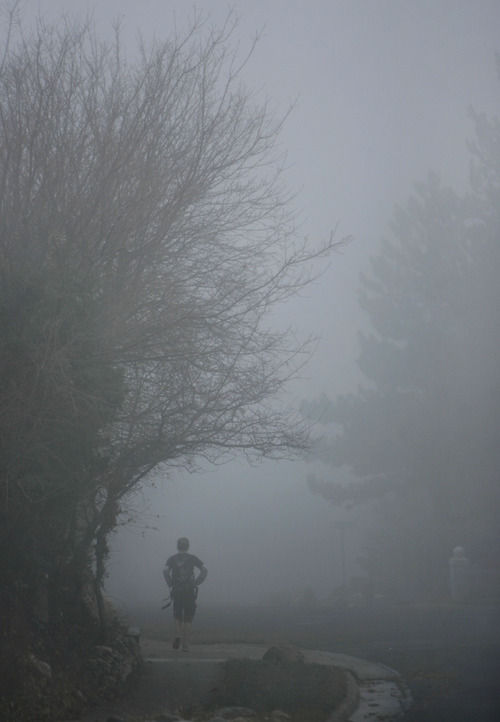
[0,10,338,631]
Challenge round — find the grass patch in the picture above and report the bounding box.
[209,658,347,722]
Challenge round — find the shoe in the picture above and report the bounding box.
[173,636,181,650]
[182,645,189,652]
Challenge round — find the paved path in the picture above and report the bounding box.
[82,642,411,722]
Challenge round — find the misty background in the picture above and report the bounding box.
[34,0,500,609]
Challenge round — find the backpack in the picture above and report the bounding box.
[170,553,196,591]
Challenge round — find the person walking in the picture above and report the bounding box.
[163,537,207,651]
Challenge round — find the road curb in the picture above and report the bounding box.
[327,670,359,722]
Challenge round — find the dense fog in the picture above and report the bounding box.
[34,0,500,612]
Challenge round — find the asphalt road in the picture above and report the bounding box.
[141,602,500,721]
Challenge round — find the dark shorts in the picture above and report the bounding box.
[172,587,197,622]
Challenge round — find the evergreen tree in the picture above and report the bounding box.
[306,110,500,596]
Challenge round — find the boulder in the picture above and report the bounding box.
[83,629,143,702]
[215,706,257,719]
[269,711,291,722]
[26,653,52,682]
[262,645,305,664]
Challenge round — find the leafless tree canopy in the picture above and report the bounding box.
[0,8,336,630]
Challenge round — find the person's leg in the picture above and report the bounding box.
[173,617,182,649]
[182,620,191,651]
[182,592,197,651]
[172,595,183,649]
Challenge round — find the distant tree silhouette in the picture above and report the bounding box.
[305,102,500,597]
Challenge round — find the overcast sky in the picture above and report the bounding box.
[27,1,500,608]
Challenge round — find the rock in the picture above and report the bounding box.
[215,706,258,719]
[262,645,305,664]
[269,711,291,722]
[126,626,141,641]
[27,652,52,679]
[84,628,143,702]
